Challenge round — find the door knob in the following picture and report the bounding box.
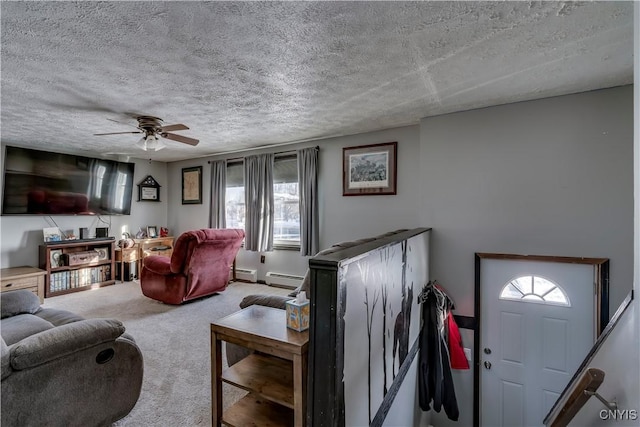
[484,361,492,369]
[483,348,492,355]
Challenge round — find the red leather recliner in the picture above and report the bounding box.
[140,228,245,304]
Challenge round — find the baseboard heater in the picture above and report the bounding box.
[265,272,304,289]
[231,268,257,283]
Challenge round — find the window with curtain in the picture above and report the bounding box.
[225,155,300,248]
[225,161,245,230]
[273,155,300,247]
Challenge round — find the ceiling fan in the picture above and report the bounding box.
[94,116,199,151]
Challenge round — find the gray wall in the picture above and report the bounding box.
[419,85,633,313]
[0,157,168,269]
[418,85,634,427]
[166,125,421,281]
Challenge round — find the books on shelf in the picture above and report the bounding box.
[49,265,112,293]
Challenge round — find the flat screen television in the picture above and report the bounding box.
[2,146,135,215]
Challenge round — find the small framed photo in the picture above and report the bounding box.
[343,142,397,196]
[43,227,62,242]
[50,249,63,268]
[147,226,158,238]
[182,166,202,204]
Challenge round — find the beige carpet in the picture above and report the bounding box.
[43,280,291,426]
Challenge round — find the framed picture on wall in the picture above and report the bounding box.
[137,175,161,202]
[182,166,202,204]
[343,141,397,196]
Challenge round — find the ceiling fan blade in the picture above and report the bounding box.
[94,131,143,136]
[45,101,123,114]
[161,132,199,146]
[107,118,139,129]
[160,124,189,132]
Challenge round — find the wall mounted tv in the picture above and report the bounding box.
[2,146,135,215]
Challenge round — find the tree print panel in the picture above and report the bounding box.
[341,232,429,426]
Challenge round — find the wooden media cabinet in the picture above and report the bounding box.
[39,238,116,298]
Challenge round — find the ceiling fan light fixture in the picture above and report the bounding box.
[96,116,196,149]
[136,134,165,151]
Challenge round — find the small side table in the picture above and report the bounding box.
[1,266,46,303]
[211,305,309,427]
[114,247,140,283]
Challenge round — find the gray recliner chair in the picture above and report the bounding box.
[1,290,143,427]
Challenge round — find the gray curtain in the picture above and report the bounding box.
[244,153,274,252]
[209,160,226,228]
[298,147,319,256]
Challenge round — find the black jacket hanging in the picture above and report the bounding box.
[418,284,460,421]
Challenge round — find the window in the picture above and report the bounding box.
[225,161,245,230]
[273,155,300,246]
[225,155,300,248]
[499,275,570,306]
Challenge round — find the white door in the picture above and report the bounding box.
[480,259,594,427]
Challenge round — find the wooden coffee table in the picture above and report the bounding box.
[211,305,309,427]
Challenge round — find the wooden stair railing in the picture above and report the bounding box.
[545,368,605,427]
[544,290,634,427]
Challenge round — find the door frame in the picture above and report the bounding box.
[473,253,609,427]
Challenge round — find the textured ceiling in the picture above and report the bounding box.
[1,1,634,162]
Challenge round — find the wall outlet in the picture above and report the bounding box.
[260,255,265,263]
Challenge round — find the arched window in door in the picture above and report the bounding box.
[499,275,570,306]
